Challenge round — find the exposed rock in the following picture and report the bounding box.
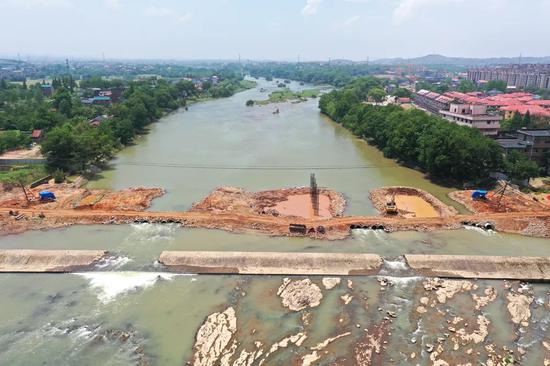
[310,332,351,351]
[301,351,321,366]
[341,294,353,305]
[277,278,323,311]
[354,322,388,364]
[507,293,533,326]
[423,278,474,303]
[472,287,497,310]
[258,332,307,365]
[456,315,490,344]
[322,277,341,290]
[193,307,237,366]
[416,306,427,314]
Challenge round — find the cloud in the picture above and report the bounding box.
[302,0,322,16]
[393,0,463,24]
[145,5,192,23]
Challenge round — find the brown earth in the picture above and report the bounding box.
[1,183,550,239]
[370,186,457,218]
[191,186,345,219]
[449,182,548,214]
[0,182,164,212]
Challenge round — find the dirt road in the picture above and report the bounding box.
[2,206,550,239]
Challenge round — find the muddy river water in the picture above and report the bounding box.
[1,79,549,365]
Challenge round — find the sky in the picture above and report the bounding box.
[0,0,549,61]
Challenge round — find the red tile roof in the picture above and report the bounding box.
[501,105,550,117]
[31,129,42,138]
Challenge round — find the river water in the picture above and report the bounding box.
[0,78,549,365]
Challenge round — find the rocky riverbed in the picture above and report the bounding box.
[189,275,550,365]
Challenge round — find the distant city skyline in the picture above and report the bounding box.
[1,0,549,61]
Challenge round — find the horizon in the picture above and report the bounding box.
[2,53,550,64]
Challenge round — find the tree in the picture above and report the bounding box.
[504,150,539,181]
[392,88,411,98]
[485,80,507,93]
[368,87,386,103]
[458,79,476,93]
[522,111,532,127]
[501,112,524,132]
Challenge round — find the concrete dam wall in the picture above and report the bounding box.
[0,249,107,273]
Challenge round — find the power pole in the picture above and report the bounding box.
[310,174,319,217]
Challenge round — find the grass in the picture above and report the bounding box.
[255,88,320,105]
[0,165,48,185]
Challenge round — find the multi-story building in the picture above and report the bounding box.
[515,129,550,166]
[468,64,550,89]
[439,103,502,137]
[413,90,453,114]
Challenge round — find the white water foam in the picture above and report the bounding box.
[463,225,495,236]
[73,271,189,304]
[130,223,178,241]
[94,255,132,270]
[351,228,387,240]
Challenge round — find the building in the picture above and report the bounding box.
[468,64,550,89]
[439,103,502,137]
[40,84,54,97]
[31,129,43,141]
[515,129,550,166]
[501,105,550,120]
[413,90,453,114]
[496,137,528,155]
[82,95,112,105]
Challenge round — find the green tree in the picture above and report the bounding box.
[504,150,540,180]
[485,80,507,93]
[368,87,386,103]
[522,111,532,127]
[458,79,476,93]
[392,88,411,98]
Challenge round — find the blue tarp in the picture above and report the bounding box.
[39,191,56,200]
[472,190,488,199]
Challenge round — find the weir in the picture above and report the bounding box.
[0,249,549,280]
[0,249,108,273]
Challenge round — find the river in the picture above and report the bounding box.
[0,78,549,365]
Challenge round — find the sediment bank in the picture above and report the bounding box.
[159,251,383,275]
[0,249,107,272]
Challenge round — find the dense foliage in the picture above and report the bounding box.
[319,77,538,182]
[1,68,250,174]
[246,63,388,87]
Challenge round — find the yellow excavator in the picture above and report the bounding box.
[385,195,398,215]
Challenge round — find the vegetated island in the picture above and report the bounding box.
[251,88,321,106]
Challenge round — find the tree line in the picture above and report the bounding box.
[319,77,539,183]
[0,69,251,177]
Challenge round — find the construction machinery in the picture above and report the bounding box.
[385,195,398,215]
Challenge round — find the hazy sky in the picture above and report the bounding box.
[1,0,549,61]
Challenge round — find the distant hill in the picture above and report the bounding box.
[373,54,550,66]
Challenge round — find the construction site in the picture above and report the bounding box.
[1,174,550,239]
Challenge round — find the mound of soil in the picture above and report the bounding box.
[191,186,346,219]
